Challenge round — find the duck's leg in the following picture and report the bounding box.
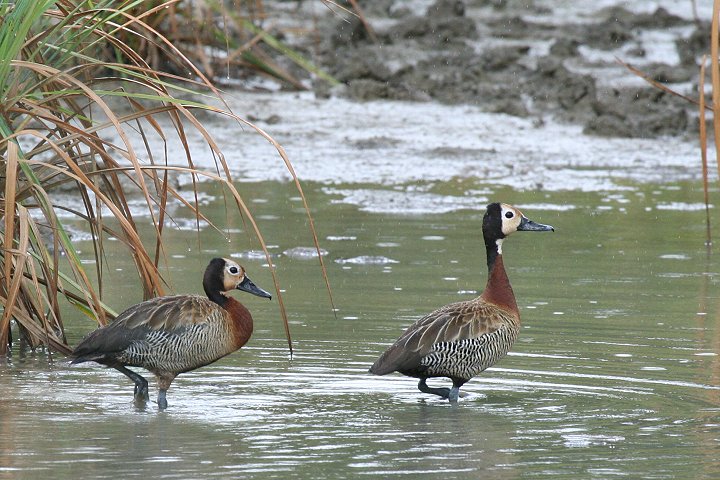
[115,366,149,402]
[157,389,168,410]
[447,378,467,403]
[155,373,176,410]
[418,378,451,399]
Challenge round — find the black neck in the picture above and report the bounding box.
[486,241,500,272]
[203,258,228,307]
[204,288,228,307]
[482,203,504,273]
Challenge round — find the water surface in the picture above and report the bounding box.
[2,180,720,479]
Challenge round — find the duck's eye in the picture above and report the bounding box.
[228,266,239,275]
[505,211,514,219]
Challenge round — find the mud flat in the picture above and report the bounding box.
[298,0,710,139]
[98,1,713,215]
[192,91,702,199]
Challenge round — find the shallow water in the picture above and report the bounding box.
[3,178,720,479]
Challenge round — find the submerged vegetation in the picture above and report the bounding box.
[0,0,338,356]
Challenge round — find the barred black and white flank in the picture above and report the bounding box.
[370,203,554,403]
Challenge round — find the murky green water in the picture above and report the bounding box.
[2,180,720,479]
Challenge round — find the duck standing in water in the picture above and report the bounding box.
[369,203,553,402]
[71,258,272,409]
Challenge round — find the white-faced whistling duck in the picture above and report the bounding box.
[369,203,554,403]
[70,258,272,409]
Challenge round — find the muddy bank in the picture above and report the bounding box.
[302,0,708,139]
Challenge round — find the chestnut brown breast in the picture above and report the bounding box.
[223,296,254,350]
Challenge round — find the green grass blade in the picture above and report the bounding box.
[0,0,55,97]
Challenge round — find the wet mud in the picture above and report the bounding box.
[302,0,708,139]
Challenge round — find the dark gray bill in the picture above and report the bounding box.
[237,276,273,299]
[518,215,554,232]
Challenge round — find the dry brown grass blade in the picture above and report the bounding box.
[14,98,171,161]
[13,131,161,317]
[712,0,720,181]
[223,183,294,354]
[11,60,166,299]
[320,0,358,20]
[228,115,338,316]
[117,164,295,354]
[33,66,304,260]
[16,206,64,355]
[75,91,162,295]
[127,97,165,139]
[0,292,72,356]
[620,22,719,248]
[3,142,18,287]
[699,56,712,246]
[617,57,701,107]
[24,208,64,337]
[0,251,28,353]
[41,88,324,331]
[318,0,376,43]
[19,94,225,262]
[99,7,222,103]
[0,142,21,354]
[86,165,230,241]
[23,269,118,322]
[30,71,178,289]
[227,31,265,64]
[346,0,377,42]
[28,177,109,325]
[214,176,294,354]
[125,97,171,271]
[93,9,310,154]
[9,102,235,297]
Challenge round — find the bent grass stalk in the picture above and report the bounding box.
[712,0,720,195]
[699,56,712,246]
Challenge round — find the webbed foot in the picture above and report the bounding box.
[133,381,150,405]
[417,378,463,403]
[418,378,451,399]
[116,366,149,403]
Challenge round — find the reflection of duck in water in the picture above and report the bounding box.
[71,258,272,409]
[370,203,554,402]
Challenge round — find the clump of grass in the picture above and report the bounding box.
[0,0,331,357]
[113,0,339,88]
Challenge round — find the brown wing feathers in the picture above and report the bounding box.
[369,300,513,376]
[121,295,218,330]
[71,295,222,364]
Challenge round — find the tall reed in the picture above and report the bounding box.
[0,0,329,356]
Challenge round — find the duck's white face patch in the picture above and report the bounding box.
[500,203,523,236]
[222,258,246,291]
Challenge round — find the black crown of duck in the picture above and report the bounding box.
[70,258,272,409]
[370,202,553,402]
